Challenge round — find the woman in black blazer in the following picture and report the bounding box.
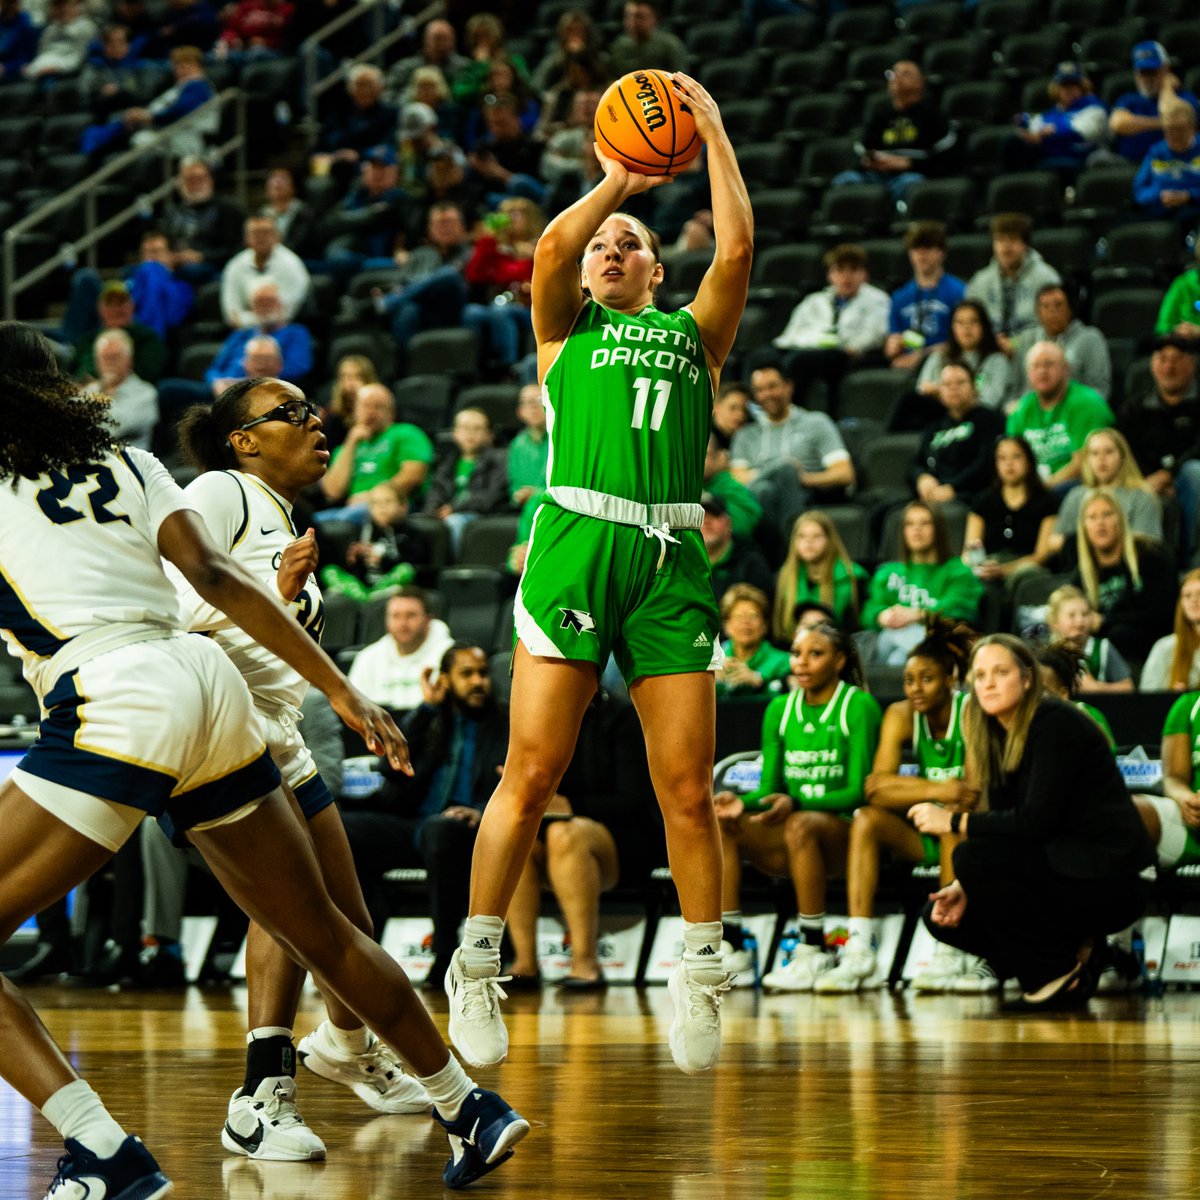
[909,633,1153,1010]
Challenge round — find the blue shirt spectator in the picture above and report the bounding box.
[0,0,41,79]
[1133,106,1200,220]
[1012,64,1109,170]
[889,275,966,349]
[204,280,312,387]
[1111,41,1200,163]
[885,221,964,370]
[127,232,194,340]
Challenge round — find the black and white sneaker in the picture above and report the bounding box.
[220,1076,326,1162]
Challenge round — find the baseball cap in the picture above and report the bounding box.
[1053,62,1085,86]
[1132,41,1168,71]
[99,280,131,301]
[399,102,437,140]
[361,144,396,166]
[1152,333,1197,354]
[700,492,728,517]
[428,142,466,168]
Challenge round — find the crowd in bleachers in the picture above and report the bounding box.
[4,0,1200,999]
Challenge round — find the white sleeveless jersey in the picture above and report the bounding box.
[0,447,191,698]
[165,470,324,713]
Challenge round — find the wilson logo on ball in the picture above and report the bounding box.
[632,72,667,133]
[594,69,700,177]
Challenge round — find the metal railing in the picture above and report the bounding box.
[301,0,445,139]
[2,88,248,320]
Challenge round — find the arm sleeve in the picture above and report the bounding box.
[1132,155,1159,207]
[278,326,313,384]
[976,352,1011,410]
[929,560,983,620]
[1156,276,1187,333]
[1078,328,1112,399]
[817,693,882,813]
[741,697,788,806]
[1164,692,1195,737]
[860,564,898,630]
[812,412,851,467]
[773,293,828,350]
[1102,639,1131,683]
[843,288,891,354]
[125,447,194,537]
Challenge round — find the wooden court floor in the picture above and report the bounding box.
[4,983,1200,1200]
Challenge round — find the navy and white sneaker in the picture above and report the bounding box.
[44,1135,172,1199]
[433,1088,530,1190]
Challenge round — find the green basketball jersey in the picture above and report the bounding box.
[913,691,968,783]
[542,300,713,516]
[1163,691,1200,789]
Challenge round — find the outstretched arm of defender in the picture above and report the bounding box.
[673,73,753,371]
[531,149,672,346]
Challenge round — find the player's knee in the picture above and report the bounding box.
[662,777,713,828]
[784,809,822,850]
[850,805,887,842]
[502,758,568,818]
[545,819,581,856]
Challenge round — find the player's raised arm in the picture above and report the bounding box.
[671,73,754,371]
[531,146,672,349]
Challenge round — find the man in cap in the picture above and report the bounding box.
[1110,40,1200,163]
[72,280,166,383]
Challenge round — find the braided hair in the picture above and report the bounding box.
[176,377,280,474]
[1034,639,1087,700]
[908,614,976,682]
[0,321,117,483]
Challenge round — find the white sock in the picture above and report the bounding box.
[682,920,724,982]
[419,1055,475,1122]
[246,1026,293,1043]
[847,917,876,947]
[323,1021,371,1055]
[41,1080,127,1158]
[460,915,505,977]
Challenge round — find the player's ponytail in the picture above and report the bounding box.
[0,321,116,483]
[1034,640,1086,700]
[809,620,867,690]
[177,378,271,474]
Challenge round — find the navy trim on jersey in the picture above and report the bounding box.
[224,471,251,550]
[0,567,70,657]
[119,448,145,488]
[294,771,335,820]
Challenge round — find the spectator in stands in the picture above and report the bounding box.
[730,362,856,528]
[863,501,983,664]
[703,492,775,602]
[772,244,890,408]
[126,232,193,341]
[1110,41,1200,165]
[221,214,310,328]
[832,60,955,207]
[1001,62,1109,176]
[142,0,220,57]
[1068,489,1177,662]
[885,222,965,373]
[1007,342,1114,489]
[452,13,529,108]
[385,18,469,99]
[711,379,751,451]
[463,197,542,369]
[1009,285,1111,404]
[610,0,686,78]
[541,86,602,198]
[1141,569,1200,691]
[1048,428,1163,555]
[703,434,761,542]
[909,362,1006,505]
[319,484,430,602]
[900,301,1008,431]
[346,587,454,710]
[23,0,96,79]
[215,0,294,59]
[1158,242,1200,340]
[423,406,509,553]
[345,643,507,987]
[1044,584,1133,693]
[966,214,1062,348]
[401,66,457,140]
[773,511,869,641]
[82,328,158,450]
[421,142,485,229]
[259,166,313,255]
[532,12,606,133]
[71,280,165,383]
[398,101,453,197]
[462,58,540,150]
[507,383,548,508]
[81,22,145,116]
[206,278,312,391]
[717,622,881,993]
[319,381,435,515]
[153,331,285,425]
[716,583,791,700]
[317,144,413,285]
[1132,102,1200,227]
[1117,335,1200,555]
[965,436,1059,593]
[157,156,246,285]
[910,634,1152,1012]
[320,352,376,450]
[468,92,547,205]
[1035,641,1117,748]
[0,0,39,81]
[311,64,397,180]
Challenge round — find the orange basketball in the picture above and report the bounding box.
[594,69,700,177]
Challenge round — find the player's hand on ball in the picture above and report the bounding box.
[276,528,319,601]
[594,142,675,196]
[670,73,723,143]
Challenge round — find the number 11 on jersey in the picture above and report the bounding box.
[630,377,673,432]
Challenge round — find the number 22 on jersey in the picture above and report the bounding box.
[36,465,130,527]
[630,377,673,432]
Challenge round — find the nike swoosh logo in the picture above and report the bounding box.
[261,527,278,536]
[224,1120,265,1154]
[464,1117,481,1147]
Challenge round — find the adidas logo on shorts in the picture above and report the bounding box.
[692,632,710,648]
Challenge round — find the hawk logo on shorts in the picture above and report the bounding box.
[560,608,597,635]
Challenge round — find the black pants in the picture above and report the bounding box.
[339,808,479,963]
[922,837,1149,992]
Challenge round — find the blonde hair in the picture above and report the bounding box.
[499,196,547,239]
[406,65,451,105]
[1169,568,1200,688]
[773,511,858,642]
[1045,583,1090,629]
[720,582,770,624]
[963,634,1044,796]
[1079,428,1152,493]
[1075,488,1141,609]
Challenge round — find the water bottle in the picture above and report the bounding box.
[777,929,800,970]
[965,540,986,575]
[742,931,759,986]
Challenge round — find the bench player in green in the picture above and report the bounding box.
[820,618,984,994]
[1136,691,1200,873]
[444,73,753,1076]
[715,622,882,993]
